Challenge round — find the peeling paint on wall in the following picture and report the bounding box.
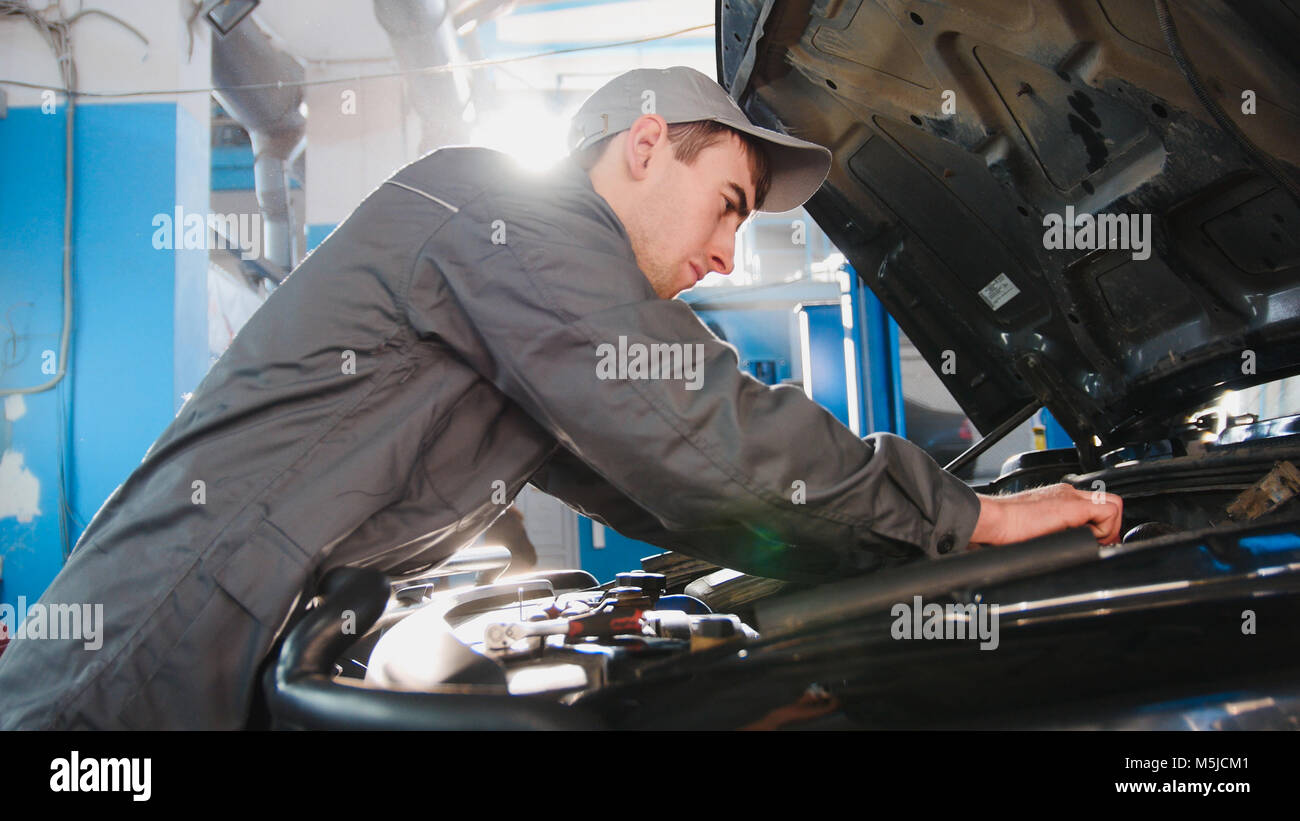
[1,395,40,523]
[4,395,26,424]
[0,451,41,523]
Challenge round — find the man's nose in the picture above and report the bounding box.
[708,230,737,276]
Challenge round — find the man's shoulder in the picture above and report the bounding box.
[390,146,569,198]
[394,147,633,258]
[387,146,519,209]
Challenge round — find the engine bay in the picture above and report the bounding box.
[269,417,1300,728]
[354,568,758,701]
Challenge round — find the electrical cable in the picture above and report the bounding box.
[65,6,147,45]
[0,0,76,398]
[0,0,84,558]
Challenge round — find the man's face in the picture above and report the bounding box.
[622,130,758,299]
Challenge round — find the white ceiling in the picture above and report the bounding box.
[249,0,715,67]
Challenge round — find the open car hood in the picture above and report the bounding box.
[717,0,1300,454]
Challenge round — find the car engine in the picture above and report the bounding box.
[355,568,758,700]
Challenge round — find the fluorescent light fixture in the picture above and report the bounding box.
[844,337,860,435]
[798,309,813,400]
[202,0,260,37]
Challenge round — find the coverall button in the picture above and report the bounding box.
[937,534,955,554]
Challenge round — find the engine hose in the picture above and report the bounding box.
[1153,0,1300,206]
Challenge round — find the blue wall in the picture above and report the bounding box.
[0,107,68,610]
[0,102,208,612]
[578,518,661,585]
[212,144,301,192]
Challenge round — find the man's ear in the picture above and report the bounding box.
[623,114,668,181]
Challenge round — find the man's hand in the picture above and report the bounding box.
[969,483,1123,547]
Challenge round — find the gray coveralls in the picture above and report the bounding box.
[0,147,981,729]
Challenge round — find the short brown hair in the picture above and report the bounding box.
[575,119,772,211]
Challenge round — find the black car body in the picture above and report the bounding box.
[260,0,1300,730]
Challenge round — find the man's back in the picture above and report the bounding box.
[0,147,586,729]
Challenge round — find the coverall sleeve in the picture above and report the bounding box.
[404,184,981,584]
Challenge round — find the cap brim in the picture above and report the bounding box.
[725,121,832,213]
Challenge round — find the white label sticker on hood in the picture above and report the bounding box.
[979,273,1019,311]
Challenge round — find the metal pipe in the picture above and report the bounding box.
[373,0,472,155]
[944,400,1040,476]
[211,17,307,274]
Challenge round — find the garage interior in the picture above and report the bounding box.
[0,0,1066,600]
[2,0,1299,733]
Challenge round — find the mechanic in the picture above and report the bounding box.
[0,66,1122,730]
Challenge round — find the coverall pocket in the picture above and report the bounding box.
[115,522,313,729]
[209,519,313,629]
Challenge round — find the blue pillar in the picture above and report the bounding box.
[855,265,906,436]
[797,302,852,428]
[0,101,209,611]
[1041,408,1074,450]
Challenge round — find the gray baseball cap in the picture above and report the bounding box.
[567,66,832,213]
